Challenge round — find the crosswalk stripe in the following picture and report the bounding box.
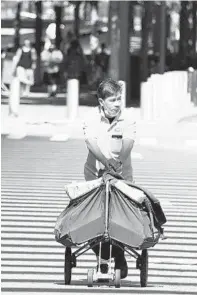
[1,137,197,294]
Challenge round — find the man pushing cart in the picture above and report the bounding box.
[54,78,167,288]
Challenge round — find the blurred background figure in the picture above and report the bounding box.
[65,39,86,120]
[61,29,75,55]
[95,43,109,80]
[44,23,57,50]
[9,38,36,117]
[14,39,36,97]
[90,24,100,59]
[41,43,63,98]
[65,39,86,82]
[1,0,197,115]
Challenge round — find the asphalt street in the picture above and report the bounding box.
[1,136,197,295]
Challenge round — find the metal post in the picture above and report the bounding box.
[67,79,79,121]
[104,181,110,237]
[158,2,166,74]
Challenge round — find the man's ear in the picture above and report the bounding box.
[98,98,104,106]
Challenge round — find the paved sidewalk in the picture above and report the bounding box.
[1,104,197,150]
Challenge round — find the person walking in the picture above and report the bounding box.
[95,43,109,82]
[41,43,63,98]
[82,78,136,278]
[65,39,86,120]
[9,39,36,117]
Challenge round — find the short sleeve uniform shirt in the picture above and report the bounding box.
[83,107,136,181]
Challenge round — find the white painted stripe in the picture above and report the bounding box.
[2,138,197,295]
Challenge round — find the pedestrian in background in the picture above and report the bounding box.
[95,43,109,80]
[9,39,36,117]
[41,43,63,98]
[15,39,36,97]
[90,25,100,59]
[65,39,86,119]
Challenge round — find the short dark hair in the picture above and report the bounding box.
[97,78,122,100]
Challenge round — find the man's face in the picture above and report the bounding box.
[99,92,122,118]
[24,39,31,48]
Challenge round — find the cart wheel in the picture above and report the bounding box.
[140,249,148,287]
[64,247,72,285]
[87,269,94,287]
[114,269,121,288]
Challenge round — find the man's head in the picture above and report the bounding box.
[24,39,31,48]
[97,78,122,118]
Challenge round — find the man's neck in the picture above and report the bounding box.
[107,116,115,124]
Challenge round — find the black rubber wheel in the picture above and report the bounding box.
[87,269,94,287]
[64,247,72,285]
[140,249,148,287]
[114,269,121,288]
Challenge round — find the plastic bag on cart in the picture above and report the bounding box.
[64,178,102,200]
[54,175,166,249]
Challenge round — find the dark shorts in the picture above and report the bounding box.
[43,72,60,85]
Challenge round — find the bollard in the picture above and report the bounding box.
[67,78,79,121]
[118,80,126,109]
[151,74,161,120]
[140,79,153,121]
[140,81,149,120]
[9,76,20,116]
[140,82,146,120]
[147,77,154,120]
[191,70,197,106]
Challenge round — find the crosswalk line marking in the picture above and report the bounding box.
[2,138,197,294]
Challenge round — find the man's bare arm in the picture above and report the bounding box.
[119,138,134,162]
[85,138,109,167]
[85,138,121,171]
